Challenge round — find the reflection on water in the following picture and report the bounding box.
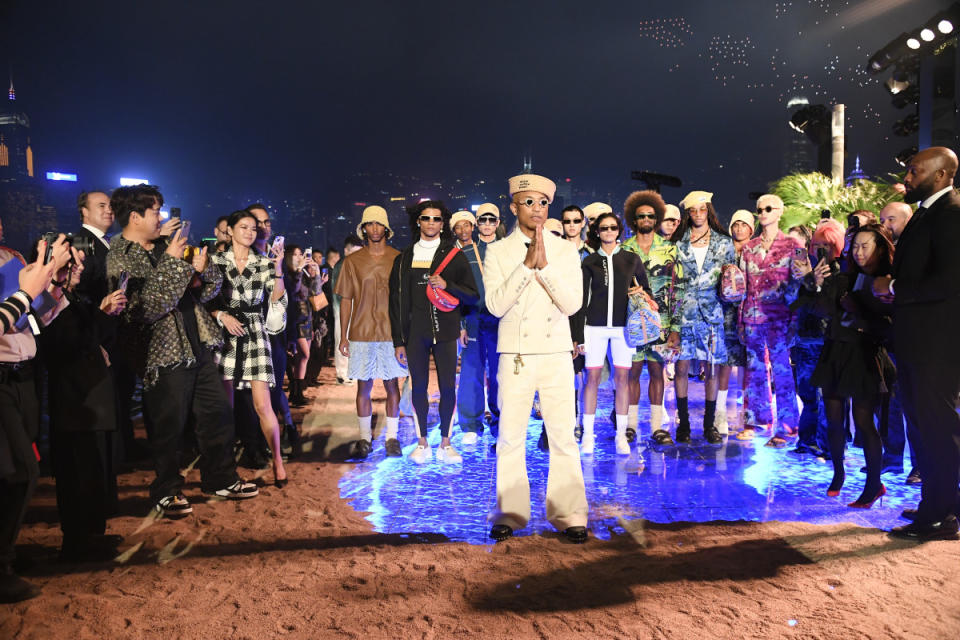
[339,376,916,544]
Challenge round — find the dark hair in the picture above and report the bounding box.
[623,190,666,233]
[326,246,340,257]
[283,244,302,272]
[343,233,363,249]
[227,209,257,228]
[112,184,164,229]
[215,215,229,226]
[406,200,453,241]
[77,190,109,224]
[245,203,268,213]
[588,212,623,246]
[671,202,727,243]
[561,205,583,217]
[848,223,895,276]
[788,224,812,249]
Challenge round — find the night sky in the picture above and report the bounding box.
[0,0,948,220]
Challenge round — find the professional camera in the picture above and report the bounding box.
[42,232,96,264]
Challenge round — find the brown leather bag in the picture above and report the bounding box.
[309,291,328,312]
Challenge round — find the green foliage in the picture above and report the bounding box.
[770,172,905,230]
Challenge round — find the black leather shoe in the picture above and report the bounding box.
[537,429,549,452]
[353,439,372,459]
[890,515,959,541]
[564,526,588,544]
[385,438,402,457]
[905,469,922,485]
[703,425,723,445]
[490,524,513,541]
[900,508,918,521]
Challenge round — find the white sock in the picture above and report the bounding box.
[650,404,664,431]
[717,390,728,414]
[358,415,372,441]
[616,414,628,439]
[627,404,639,430]
[583,414,596,438]
[385,416,399,440]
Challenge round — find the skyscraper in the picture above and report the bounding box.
[784,96,813,175]
[0,75,34,182]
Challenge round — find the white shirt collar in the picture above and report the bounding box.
[921,185,955,209]
[82,224,111,248]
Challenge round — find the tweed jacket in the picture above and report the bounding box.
[675,229,736,327]
[106,234,223,387]
[483,228,582,355]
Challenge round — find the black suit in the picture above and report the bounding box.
[891,188,960,524]
[74,227,111,305]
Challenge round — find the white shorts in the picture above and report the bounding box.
[584,325,634,369]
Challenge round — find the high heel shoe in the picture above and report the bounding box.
[827,473,845,497]
[275,476,288,489]
[848,484,885,509]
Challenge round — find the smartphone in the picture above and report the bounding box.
[793,246,806,260]
[170,207,181,219]
[271,235,285,255]
[180,219,192,238]
[117,270,130,293]
[816,248,827,263]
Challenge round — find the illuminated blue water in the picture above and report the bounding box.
[338,375,918,544]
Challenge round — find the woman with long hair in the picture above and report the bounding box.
[807,223,895,508]
[670,191,736,445]
[389,200,478,464]
[211,210,289,487]
[577,211,652,455]
[282,245,323,407]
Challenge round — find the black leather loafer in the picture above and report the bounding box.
[564,526,588,544]
[490,524,513,542]
[890,515,959,542]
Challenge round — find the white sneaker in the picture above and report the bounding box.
[462,431,479,445]
[615,435,631,455]
[436,445,463,464]
[580,431,595,455]
[715,410,729,435]
[409,444,433,464]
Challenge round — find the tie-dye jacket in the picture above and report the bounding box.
[675,229,736,327]
[739,231,802,326]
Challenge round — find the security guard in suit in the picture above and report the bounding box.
[484,174,588,543]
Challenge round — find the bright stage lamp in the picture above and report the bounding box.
[939,19,954,34]
[906,37,921,49]
[920,28,935,41]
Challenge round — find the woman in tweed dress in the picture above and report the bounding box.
[211,210,289,487]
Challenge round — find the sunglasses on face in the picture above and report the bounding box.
[598,225,619,232]
[477,215,498,224]
[756,205,781,214]
[634,213,656,220]
[419,215,443,223]
[517,197,549,208]
[562,218,583,224]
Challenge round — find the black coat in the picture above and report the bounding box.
[389,241,478,347]
[38,292,117,433]
[576,248,651,336]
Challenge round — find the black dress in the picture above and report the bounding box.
[810,271,895,400]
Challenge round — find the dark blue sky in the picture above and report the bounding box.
[0,0,948,217]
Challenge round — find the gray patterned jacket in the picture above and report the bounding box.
[106,234,223,387]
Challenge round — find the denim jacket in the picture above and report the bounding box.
[675,229,736,327]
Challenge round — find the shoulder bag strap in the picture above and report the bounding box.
[432,246,460,276]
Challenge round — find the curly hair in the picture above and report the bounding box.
[623,190,666,233]
[406,200,453,241]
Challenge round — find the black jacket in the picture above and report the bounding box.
[576,248,650,335]
[389,241,478,347]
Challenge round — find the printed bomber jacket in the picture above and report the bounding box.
[106,234,224,387]
[675,228,736,327]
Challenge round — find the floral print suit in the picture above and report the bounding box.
[675,229,736,364]
[622,234,684,362]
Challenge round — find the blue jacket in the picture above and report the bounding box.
[459,238,495,336]
[675,229,736,327]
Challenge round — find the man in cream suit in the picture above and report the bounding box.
[484,173,588,543]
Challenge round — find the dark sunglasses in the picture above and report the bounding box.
[634,213,656,220]
[598,225,619,232]
[477,215,498,224]
[517,197,549,208]
[756,205,781,214]
[562,218,583,224]
[419,215,443,223]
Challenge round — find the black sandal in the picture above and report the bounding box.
[650,429,674,447]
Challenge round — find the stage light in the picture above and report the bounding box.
[893,114,920,136]
[885,72,911,95]
[895,147,918,167]
[939,19,954,34]
[906,37,921,49]
[119,176,149,186]
[920,28,935,41]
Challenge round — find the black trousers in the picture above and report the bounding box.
[50,428,117,542]
[0,369,39,569]
[897,351,960,523]
[269,333,292,425]
[406,333,457,438]
[142,356,238,502]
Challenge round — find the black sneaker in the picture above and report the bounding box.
[155,494,193,518]
[205,480,259,500]
[385,438,402,457]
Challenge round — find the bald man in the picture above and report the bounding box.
[875,147,960,541]
[878,202,913,244]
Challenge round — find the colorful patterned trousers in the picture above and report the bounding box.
[742,322,798,432]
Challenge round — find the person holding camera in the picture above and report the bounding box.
[0,234,75,602]
[389,201,477,464]
[107,185,258,519]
